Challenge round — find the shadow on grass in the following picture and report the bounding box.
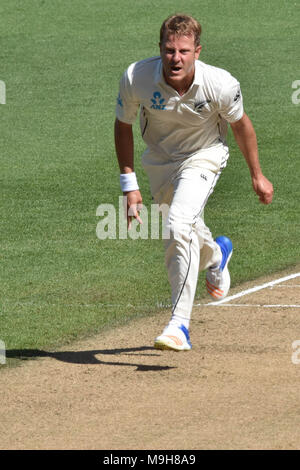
[5,346,176,372]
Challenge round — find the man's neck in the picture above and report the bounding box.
[163,71,195,96]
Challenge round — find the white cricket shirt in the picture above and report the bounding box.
[116,57,244,198]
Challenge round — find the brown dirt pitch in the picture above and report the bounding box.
[1,266,300,450]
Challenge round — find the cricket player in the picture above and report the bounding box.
[114,14,273,351]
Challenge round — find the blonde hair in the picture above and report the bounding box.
[160,14,202,47]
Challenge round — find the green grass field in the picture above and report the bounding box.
[0,0,299,358]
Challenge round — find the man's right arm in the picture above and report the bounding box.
[114,118,134,173]
[114,118,143,228]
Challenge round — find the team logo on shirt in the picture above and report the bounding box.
[150,91,166,110]
[117,93,123,107]
[234,89,241,102]
[194,99,211,113]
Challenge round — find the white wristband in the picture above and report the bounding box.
[120,172,139,192]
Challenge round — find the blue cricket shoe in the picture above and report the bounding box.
[206,236,233,300]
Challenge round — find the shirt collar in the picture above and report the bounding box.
[193,60,202,85]
[154,58,164,85]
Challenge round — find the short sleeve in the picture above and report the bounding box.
[115,67,140,125]
[218,73,244,123]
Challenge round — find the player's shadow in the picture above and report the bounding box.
[6,346,176,372]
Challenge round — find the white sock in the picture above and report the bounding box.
[209,244,222,270]
[168,314,190,330]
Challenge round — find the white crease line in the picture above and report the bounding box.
[270,285,300,288]
[196,272,300,307]
[202,303,300,308]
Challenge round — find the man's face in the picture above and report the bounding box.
[160,34,201,90]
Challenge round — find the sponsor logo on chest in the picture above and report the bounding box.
[150,91,166,110]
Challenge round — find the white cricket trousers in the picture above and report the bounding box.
[158,165,223,325]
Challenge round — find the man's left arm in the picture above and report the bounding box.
[230,113,273,205]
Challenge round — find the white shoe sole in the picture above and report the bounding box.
[154,335,191,351]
